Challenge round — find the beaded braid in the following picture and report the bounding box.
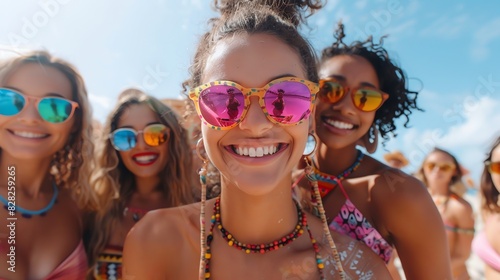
[304,157,346,279]
[197,140,209,280]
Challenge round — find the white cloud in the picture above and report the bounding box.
[89,93,114,121]
[395,97,500,181]
[419,14,469,39]
[471,17,500,61]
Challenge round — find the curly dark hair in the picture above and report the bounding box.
[319,22,422,143]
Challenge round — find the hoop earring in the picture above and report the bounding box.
[303,133,318,157]
[358,125,379,154]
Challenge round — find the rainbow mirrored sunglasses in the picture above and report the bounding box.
[188,77,318,130]
[109,124,170,151]
[0,87,78,123]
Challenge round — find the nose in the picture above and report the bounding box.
[17,98,43,123]
[238,96,273,134]
[134,131,148,149]
[330,89,357,115]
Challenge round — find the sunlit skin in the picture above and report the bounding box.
[0,63,82,279]
[299,53,453,280]
[123,33,391,280]
[423,150,474,280]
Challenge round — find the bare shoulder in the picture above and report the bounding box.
[368,163,431,207]
[449,195,474,216]
[123,202,201,279]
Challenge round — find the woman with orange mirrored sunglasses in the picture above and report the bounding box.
[415,148,474,280]
[294,23,451,280]
[473,136,500,279]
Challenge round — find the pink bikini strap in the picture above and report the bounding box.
[336,179,349,199]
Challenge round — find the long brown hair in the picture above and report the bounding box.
[480,136,500,213]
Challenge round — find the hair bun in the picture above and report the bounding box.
[213,0,324,27]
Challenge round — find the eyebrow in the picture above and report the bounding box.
[232,74,300,87]
[326,75,378,89]
[118,122,162,129]
[4,86,69,98]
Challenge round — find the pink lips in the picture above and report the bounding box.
[132,152,159,166]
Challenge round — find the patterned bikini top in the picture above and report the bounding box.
[94,245,123,280]
[328,180,393,264]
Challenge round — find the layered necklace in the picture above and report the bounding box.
[312,150,364,198]
[0,182,59,218]
[202,197,326,279]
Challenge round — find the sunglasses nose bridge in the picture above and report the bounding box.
[238,94,273,132]
[16,96,46,122]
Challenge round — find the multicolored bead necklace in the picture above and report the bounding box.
[203,197,326,279]
[312,150,365,198]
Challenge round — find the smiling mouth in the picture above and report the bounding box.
[10,130,49,139]
[133,154,159,165]
[231,144,284,158]
[322,117,357,130]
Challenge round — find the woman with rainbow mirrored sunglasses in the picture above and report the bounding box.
[123,1,391,279]
[294,23,452,280]
[0,51,98,279]
[86,89,195,280]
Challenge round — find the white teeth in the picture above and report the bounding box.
[234,145,279,157]
[326,119,354,130]
[256,147,263,157]
[249,147,256,157]
[134,155,158,163]
[13,131,47,139]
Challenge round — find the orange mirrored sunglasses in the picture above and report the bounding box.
[318,78,389,112]
[486,161,500,174]
[424,162,456,172]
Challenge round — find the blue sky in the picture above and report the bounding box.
[1,0,499,184]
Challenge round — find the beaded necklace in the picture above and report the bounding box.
[312,150,364,198]
[203,197,326,280]
[0,182,58,218]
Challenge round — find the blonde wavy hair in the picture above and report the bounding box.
[414,147,467,197]
[0,50,98,211]
[87,89,195,274]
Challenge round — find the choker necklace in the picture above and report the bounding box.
[0,182,59,218]
[312,150,364,198]
[203,197,325,280]
[123,206,149,222]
